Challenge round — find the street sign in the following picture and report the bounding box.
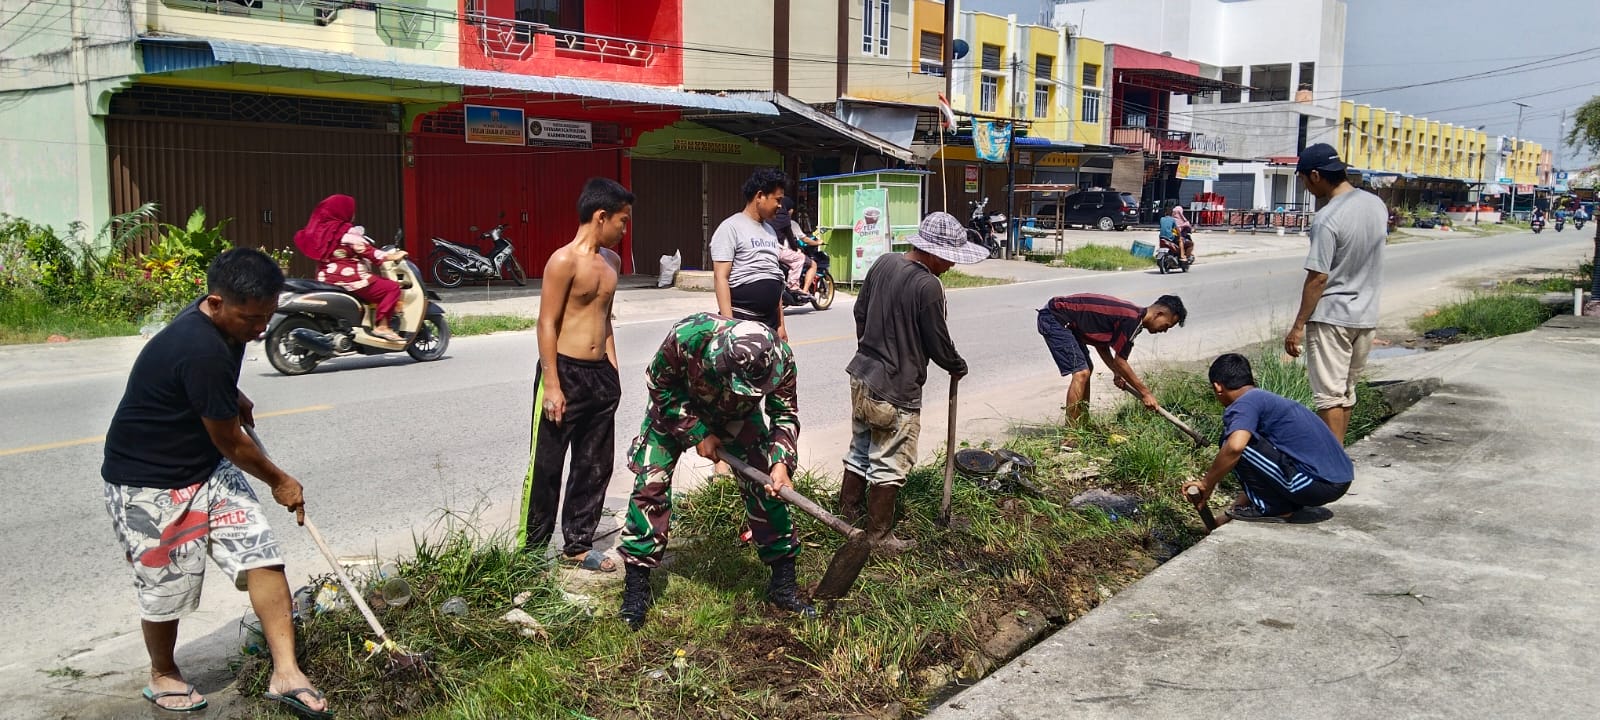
[1497,177,1515,184]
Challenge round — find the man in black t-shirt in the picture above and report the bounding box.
[101,249,329,717]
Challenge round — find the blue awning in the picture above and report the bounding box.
[137,37,777,116]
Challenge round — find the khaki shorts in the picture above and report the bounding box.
[104,460,284,622]
[842,377,922,487]
[1305,322,1375,410]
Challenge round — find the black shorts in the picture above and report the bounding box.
[730,278,783,330]
[1037,308,1092,375]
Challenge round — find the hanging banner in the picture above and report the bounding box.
[463,105,526,145]
[851,188,892,279]
[974,121,1011,163]
[527,117,593,148]
[964,165,979,194]
[1176,156,1219,181]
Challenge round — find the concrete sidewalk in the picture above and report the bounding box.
[927,315,1600,719]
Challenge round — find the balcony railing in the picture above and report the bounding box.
[161,0,354,27]
[1112,126,1193,154]
[464,13,664,65]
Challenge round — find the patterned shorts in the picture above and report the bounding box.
[104,460,284,622]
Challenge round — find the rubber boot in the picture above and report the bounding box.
[837,470,867,526]
[866,484,917,556]
[765,557,816,618]
[618,564,652,631]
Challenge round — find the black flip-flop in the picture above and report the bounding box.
[142,685,207,713]
[1226,505,1291,523]
[264,688,333,720]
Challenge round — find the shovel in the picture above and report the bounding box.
[717,453,872,601]
[937,377,960,526]
[243,425,431,676]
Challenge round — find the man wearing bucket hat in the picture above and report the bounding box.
[1285,142,1386,443]
[838,212,986,553]
[618,313,807,629]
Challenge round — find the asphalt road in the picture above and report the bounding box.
[0,230,1587,715]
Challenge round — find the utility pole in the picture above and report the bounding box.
[1510,101,1528,220]
[1006,54,1019,258]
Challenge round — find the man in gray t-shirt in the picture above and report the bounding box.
[1285,144,1387,443]
[711,168,789,339]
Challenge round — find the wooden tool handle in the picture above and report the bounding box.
[1185,485,1219,531]
[1117,382,1207,447]
[719,453,863,540]
[938,377,959,524]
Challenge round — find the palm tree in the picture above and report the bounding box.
[1564,97,1600,314]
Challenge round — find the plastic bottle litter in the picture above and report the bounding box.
[380,576,414,608]
[440,597,469,617]
[313,581,350,614]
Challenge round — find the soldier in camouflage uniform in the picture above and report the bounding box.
[618,312,813,629]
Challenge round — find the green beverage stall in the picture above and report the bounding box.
[803,170,931,284]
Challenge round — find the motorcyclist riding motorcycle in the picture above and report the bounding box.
[1159,205,1194,263]
[294,195,408,342]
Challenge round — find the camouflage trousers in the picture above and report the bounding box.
[619,415,800,569]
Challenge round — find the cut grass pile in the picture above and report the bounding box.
[1410,293,1555,339]
[938,269,1012,289]
[243,350,1384,720]
[450,313,537,336]
[0,293,139,345]
[1046,244,1156,271]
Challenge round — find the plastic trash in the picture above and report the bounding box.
[379,576,413,608]
[657,250,681,288]
[440,597,469,617]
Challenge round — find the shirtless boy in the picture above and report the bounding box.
[519,177,633,572]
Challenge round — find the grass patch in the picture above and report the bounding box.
[0,293,139,345]
[1053,244,1155,271]
[250,350,1386,720]
[450,314,537,336]
[1411,293,1554,339]
[939,269,1012,288]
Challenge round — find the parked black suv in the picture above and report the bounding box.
[1032,191,1140,231]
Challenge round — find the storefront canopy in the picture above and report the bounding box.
[690,92,915,163]
[137,37,777,116]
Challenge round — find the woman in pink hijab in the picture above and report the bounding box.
[294,195,408,342]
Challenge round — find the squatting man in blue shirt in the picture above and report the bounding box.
[1182,353,1355,524]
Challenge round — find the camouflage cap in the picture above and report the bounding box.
[710,320,790,397]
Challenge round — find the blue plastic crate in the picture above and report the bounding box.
[1129,241,1155,258]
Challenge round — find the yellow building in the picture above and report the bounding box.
[1339,100,1543,185]
[1066,37,1106,146]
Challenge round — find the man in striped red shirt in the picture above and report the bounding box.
[1037,293,1187,426]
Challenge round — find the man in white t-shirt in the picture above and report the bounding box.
[1284,143,1387,443]
[711,168,789,340]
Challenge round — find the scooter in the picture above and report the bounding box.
[1531,215,1545,234]
[265,252,450,376]
[1155,236,1193,274]
[1555,216,1566,232]
[429,224,527,288]
[781,244,836,311]
[1576,216,1588,231]
[967,198,1006,259]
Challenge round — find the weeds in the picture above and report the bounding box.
[939,269,1011,289]
[1050,244,1156,271]
[1411,293,1554,339]
[0,293,139,344]
[450,314,538,336]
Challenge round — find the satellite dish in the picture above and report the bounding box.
[952,38,970,60]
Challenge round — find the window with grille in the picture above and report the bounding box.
[1033,55,1054,118]
[920,31,943,75]
[1081,63,1098,88]
[1081,88,1101,123]
[862,0,889,56]
[982,44,1001,72]
[981,76,999,113]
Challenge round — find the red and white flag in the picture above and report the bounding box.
[937,93,957,131]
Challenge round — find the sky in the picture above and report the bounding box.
[1322,0,1594,169]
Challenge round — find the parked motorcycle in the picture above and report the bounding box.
[967,198,1006,259]
[429,224,527,288]
[781,244,836,311]
[265,253,450,376]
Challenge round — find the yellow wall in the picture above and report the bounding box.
[139,1,459,69]
[956,12,1011,116]
[1340,100,1492,182]
[1019,24,1064,141]
[846,0,942,104]
[1068,37,1105,145]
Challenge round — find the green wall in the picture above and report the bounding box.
[0,86,104,234]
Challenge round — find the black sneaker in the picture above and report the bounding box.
[1226,505,1290,523]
